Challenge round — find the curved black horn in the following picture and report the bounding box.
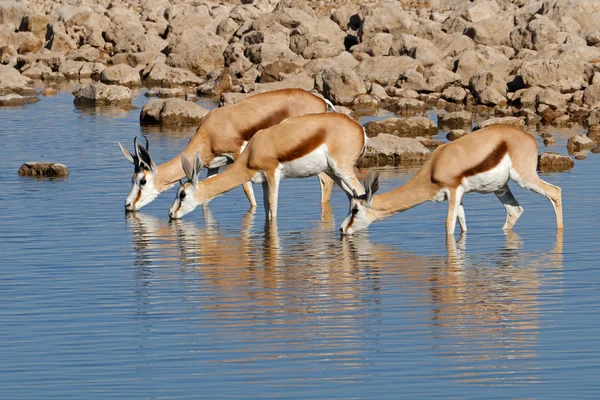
[133,136,140,158]
[142,135,149,151]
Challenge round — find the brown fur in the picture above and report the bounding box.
[460,141,508,180]
[278,128,327,162]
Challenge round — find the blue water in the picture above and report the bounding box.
[0,91,599,399]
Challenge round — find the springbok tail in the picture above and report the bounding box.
[324,98,336,112]
[355,128,368,169]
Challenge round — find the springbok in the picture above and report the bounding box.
[118,88,336,211]
[169,113,368,220]
[340,124,563,236]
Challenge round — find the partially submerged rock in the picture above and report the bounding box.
[360,134,430,167]
[0,93,39,106]
[140,98,209,125]
[538,152,574,173]
[364,116,437,138]
[73,83,132,105]
[567,134,596,153]
[18,162,69,177]
[438,111,473,129]
[446,129,467,141]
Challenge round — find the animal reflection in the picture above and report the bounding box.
[126,211,563,383]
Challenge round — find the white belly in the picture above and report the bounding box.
[461,154,511,193]
[279,144,328,179]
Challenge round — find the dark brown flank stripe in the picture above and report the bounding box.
[279,128,327,162]
[239,109,290,142]
[459,141,508,180]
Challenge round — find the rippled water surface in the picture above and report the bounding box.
[1,92,599,399]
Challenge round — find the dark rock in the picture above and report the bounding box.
[538,152,574,172]
[18,162,69,177]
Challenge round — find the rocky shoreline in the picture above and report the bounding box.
[3,0,600,173]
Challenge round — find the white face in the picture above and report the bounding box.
[125,169,159,211]
[169,182,200,219]
[340,199,373,235]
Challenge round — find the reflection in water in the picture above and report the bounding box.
[126,210,564,386]
[433,231,564,385]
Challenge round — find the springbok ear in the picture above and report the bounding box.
[181,153,194,182]
[135,139,157,172]
[192,152,203,185]
[118,142,135,164]
[364,171,380,205]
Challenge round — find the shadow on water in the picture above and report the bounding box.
[125,206,564,387]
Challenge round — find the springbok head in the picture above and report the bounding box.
[340,171,380,235]
[169,152,204,220]
[118,136,160,212]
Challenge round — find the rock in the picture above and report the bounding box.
[100,64,141,87]
[145,87,186,98]
[141,63,203,87]
[289,17,345,59]
[356,56,422,86]
[537,89,571,110]
[73,83,132,105]
[438,111,473,129]
[518,58,587,92]
[543,137,557,146]
[588,124,600,141]
[67,46,101,62]
[510,15,560,51]
[390,34,441,66]
[21,14,52,40]
[567,134,596,153]
[0,45,17,66]
[583,84,600,109]
[369,83,389,100]
[441,86,467,103]
[538,152,574,172]
[360,134,430,167]
[364,117,437,138]
[315,66,366,106]
[352,94,379,112]
[219,92,250,107]
[166,30,228,76]
[415,136,441,149]
[477,117,525,130]
[243,73,314,94]
[0,1,30,27]
[260,60,300,83]
[462,0,501,23]
[331,3,360,32]
[0,93,39,106]
[464,13,513,46]
[446,129,467,141]
[140,98,209,125]
[587,108,600,126]
[18,162,69,177]
[358,2,414,42]
[352,32,394,57]
[0,64,33,95]
[469,70,507,105]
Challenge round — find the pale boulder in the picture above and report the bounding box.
[73,83,132,105]
[360,134,430,167]
[364,117,437,138]
[100,64,141,87]
[140,98,209,125]
[315,66,366,106]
